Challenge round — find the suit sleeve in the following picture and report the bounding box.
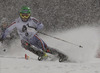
[36,23,44,31]
[4,22,16,37]
[32,18,44,31]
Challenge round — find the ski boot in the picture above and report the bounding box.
[38,52,48,61]
[58,53,68,62]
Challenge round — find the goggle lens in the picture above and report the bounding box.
[20,13,30,19]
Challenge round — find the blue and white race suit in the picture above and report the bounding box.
[4,17,49,52]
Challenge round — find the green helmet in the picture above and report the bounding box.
[20,6,31,14]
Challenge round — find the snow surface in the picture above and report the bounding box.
[0,26,100,73]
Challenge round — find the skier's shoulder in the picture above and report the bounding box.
[8,17,20,27]
[14,17,21,23]
[30,17,40,24]
[30,17,38,21]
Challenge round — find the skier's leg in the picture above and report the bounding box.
[29,35,48,51]
[21,40,45,57]
[30,35,58,55]
[27,35,68,62]
[21,40,36,53]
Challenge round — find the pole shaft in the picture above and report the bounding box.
[38,32,83,48]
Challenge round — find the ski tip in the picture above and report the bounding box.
[79,45,83,48]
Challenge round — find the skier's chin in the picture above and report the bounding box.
[21,18,28,22]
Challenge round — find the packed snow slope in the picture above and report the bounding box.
[0,26,100,73]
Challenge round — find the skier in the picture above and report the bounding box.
[0,6,67,61]
[0,6,50,59]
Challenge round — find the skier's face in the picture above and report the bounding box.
[20,13,30,22]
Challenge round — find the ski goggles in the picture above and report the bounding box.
[20,13,30,19]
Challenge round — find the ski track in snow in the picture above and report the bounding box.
[0,26,100,73]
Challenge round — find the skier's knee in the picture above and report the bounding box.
[45,49,51,53]
[21,40,30,50]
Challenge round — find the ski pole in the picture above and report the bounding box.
[26,25,83,48]
[38,32,83,48]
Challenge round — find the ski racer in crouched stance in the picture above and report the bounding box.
[0,6,67,62]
